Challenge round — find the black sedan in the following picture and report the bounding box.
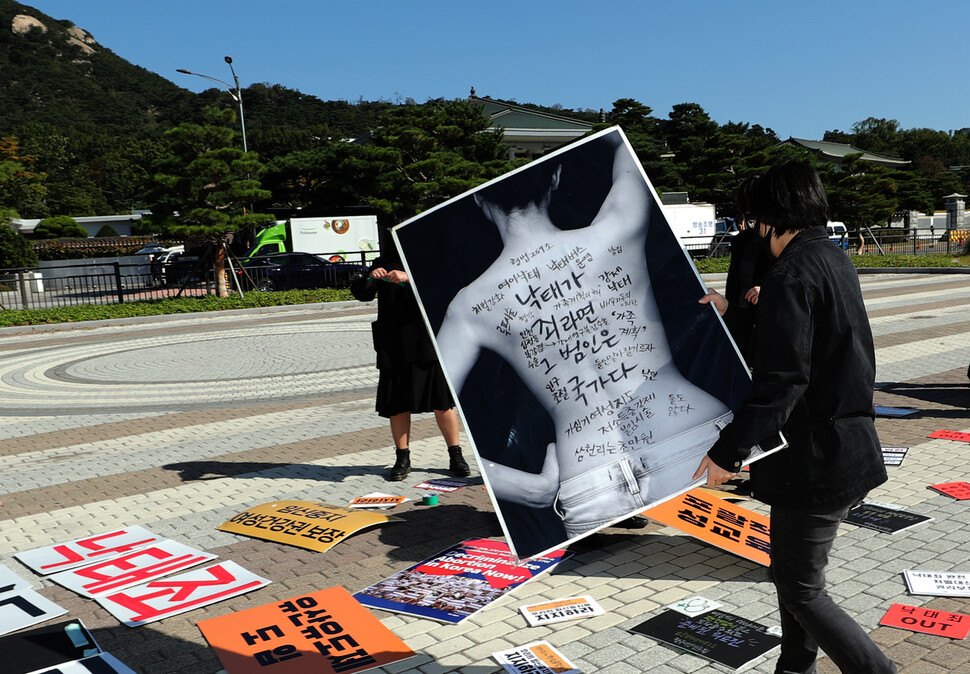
[236,252,364,291]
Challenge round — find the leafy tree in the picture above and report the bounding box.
[0,223,39,269]
[826,154,899,230]
[149,107,274,296]
[0,136,46,217]
[33,214,87,239]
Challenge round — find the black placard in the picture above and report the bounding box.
[0,620,99,674]
[844,502,932,534]
[630,608,780,670]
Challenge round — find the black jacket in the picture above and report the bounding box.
[708,227,887,509]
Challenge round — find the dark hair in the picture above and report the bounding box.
[749,161,828,235]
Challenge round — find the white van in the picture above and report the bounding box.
[826,222,848,249]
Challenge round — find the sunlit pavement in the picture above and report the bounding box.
[1,273,969,673]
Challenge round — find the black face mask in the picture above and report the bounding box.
[759,225,774,256]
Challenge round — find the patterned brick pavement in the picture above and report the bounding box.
[1,274,969,673]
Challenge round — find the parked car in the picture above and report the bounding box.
[236,252,364,291]
[708,218,739,257]
[826,222,849,249]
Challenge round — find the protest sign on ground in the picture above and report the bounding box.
[198,587,415,674]
[519,596,604,626]
[97,561,269,627]
[15,526,161,575]
[904,570,970,597]
[218,501,400,552]
[355,538,567,623]
[631,608,781,670]
[492,641,580,674]
[643,488,771,566]
[879,603,970,639]
[843,502,932,534]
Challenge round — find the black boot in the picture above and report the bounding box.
[448,446,471,477]
[389,448,411,481]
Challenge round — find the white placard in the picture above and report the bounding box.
[15,526,162,575]
[25,652,137,674]
[520,595,604,626]
[96,561,270,627]
[493,640,581,674]
[49,539,217,599]
[904,570,970,597]
[0,586,68,636]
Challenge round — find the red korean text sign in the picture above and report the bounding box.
[198,586,415,674]
[928,429,970,443]
[928,482,970,500]
[643,489,770,566]
[879,603,970,639]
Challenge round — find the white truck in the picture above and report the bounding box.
[661,202,718,256]
[243,215,380,264]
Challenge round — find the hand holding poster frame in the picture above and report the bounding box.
[394,127,784,559]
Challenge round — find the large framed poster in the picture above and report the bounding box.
[394,127,782,559]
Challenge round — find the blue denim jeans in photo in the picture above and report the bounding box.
[770,504,897,674]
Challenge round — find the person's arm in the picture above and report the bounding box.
[590,132,648,228]
[702,270,814,472]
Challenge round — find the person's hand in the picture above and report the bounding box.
[368,267,387,281]
[698,288,728,316]
[528,443,561,507]
[385,269,408,284]
[692,455,736,487]
[744,285,761,305]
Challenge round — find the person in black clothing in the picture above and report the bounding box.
[693,162,896,674]
[699,176,775,362]
[351,249,470,481]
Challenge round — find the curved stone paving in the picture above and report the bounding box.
[0,314,378,411]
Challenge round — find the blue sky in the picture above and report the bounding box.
[22,0,970,141]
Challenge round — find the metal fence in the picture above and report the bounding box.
[2,235,967,312]
[0,250,377,312]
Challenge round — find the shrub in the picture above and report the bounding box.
[33,216,88,239]
[95,224,120,237]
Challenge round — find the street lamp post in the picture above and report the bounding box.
[176,56,248,153]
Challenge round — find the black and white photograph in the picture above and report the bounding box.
[394,127,781,558]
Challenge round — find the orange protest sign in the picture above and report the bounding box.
[217,501,400,552]
[643,489,770,566]
[198,586,415,674]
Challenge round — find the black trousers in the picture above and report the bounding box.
[769,504,897,674]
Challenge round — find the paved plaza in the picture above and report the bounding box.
[1,272,969,673]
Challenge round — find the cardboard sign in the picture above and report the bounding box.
[15,526,161,575]
[844,502,932,534]
[881,447,908,466]
[26,652,137,674]
[412,479,467,492]
[198,587,415,674]
[904,570,970,597]
[643,489,771,566]
[0,620,100,674]
[394,127,784,559]
[355,538,567,623]
[879,603,970,639]
[492,641,580,674]
[49,539,216,599]
[519,596,604,626]
[348,493,408,509]
[97,561,269,627]
[218,501,400,553]
[631,609,781,670]
[928,482,970,500]
[928,429,970,443]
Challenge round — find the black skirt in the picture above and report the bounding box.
[376,361,455,418]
